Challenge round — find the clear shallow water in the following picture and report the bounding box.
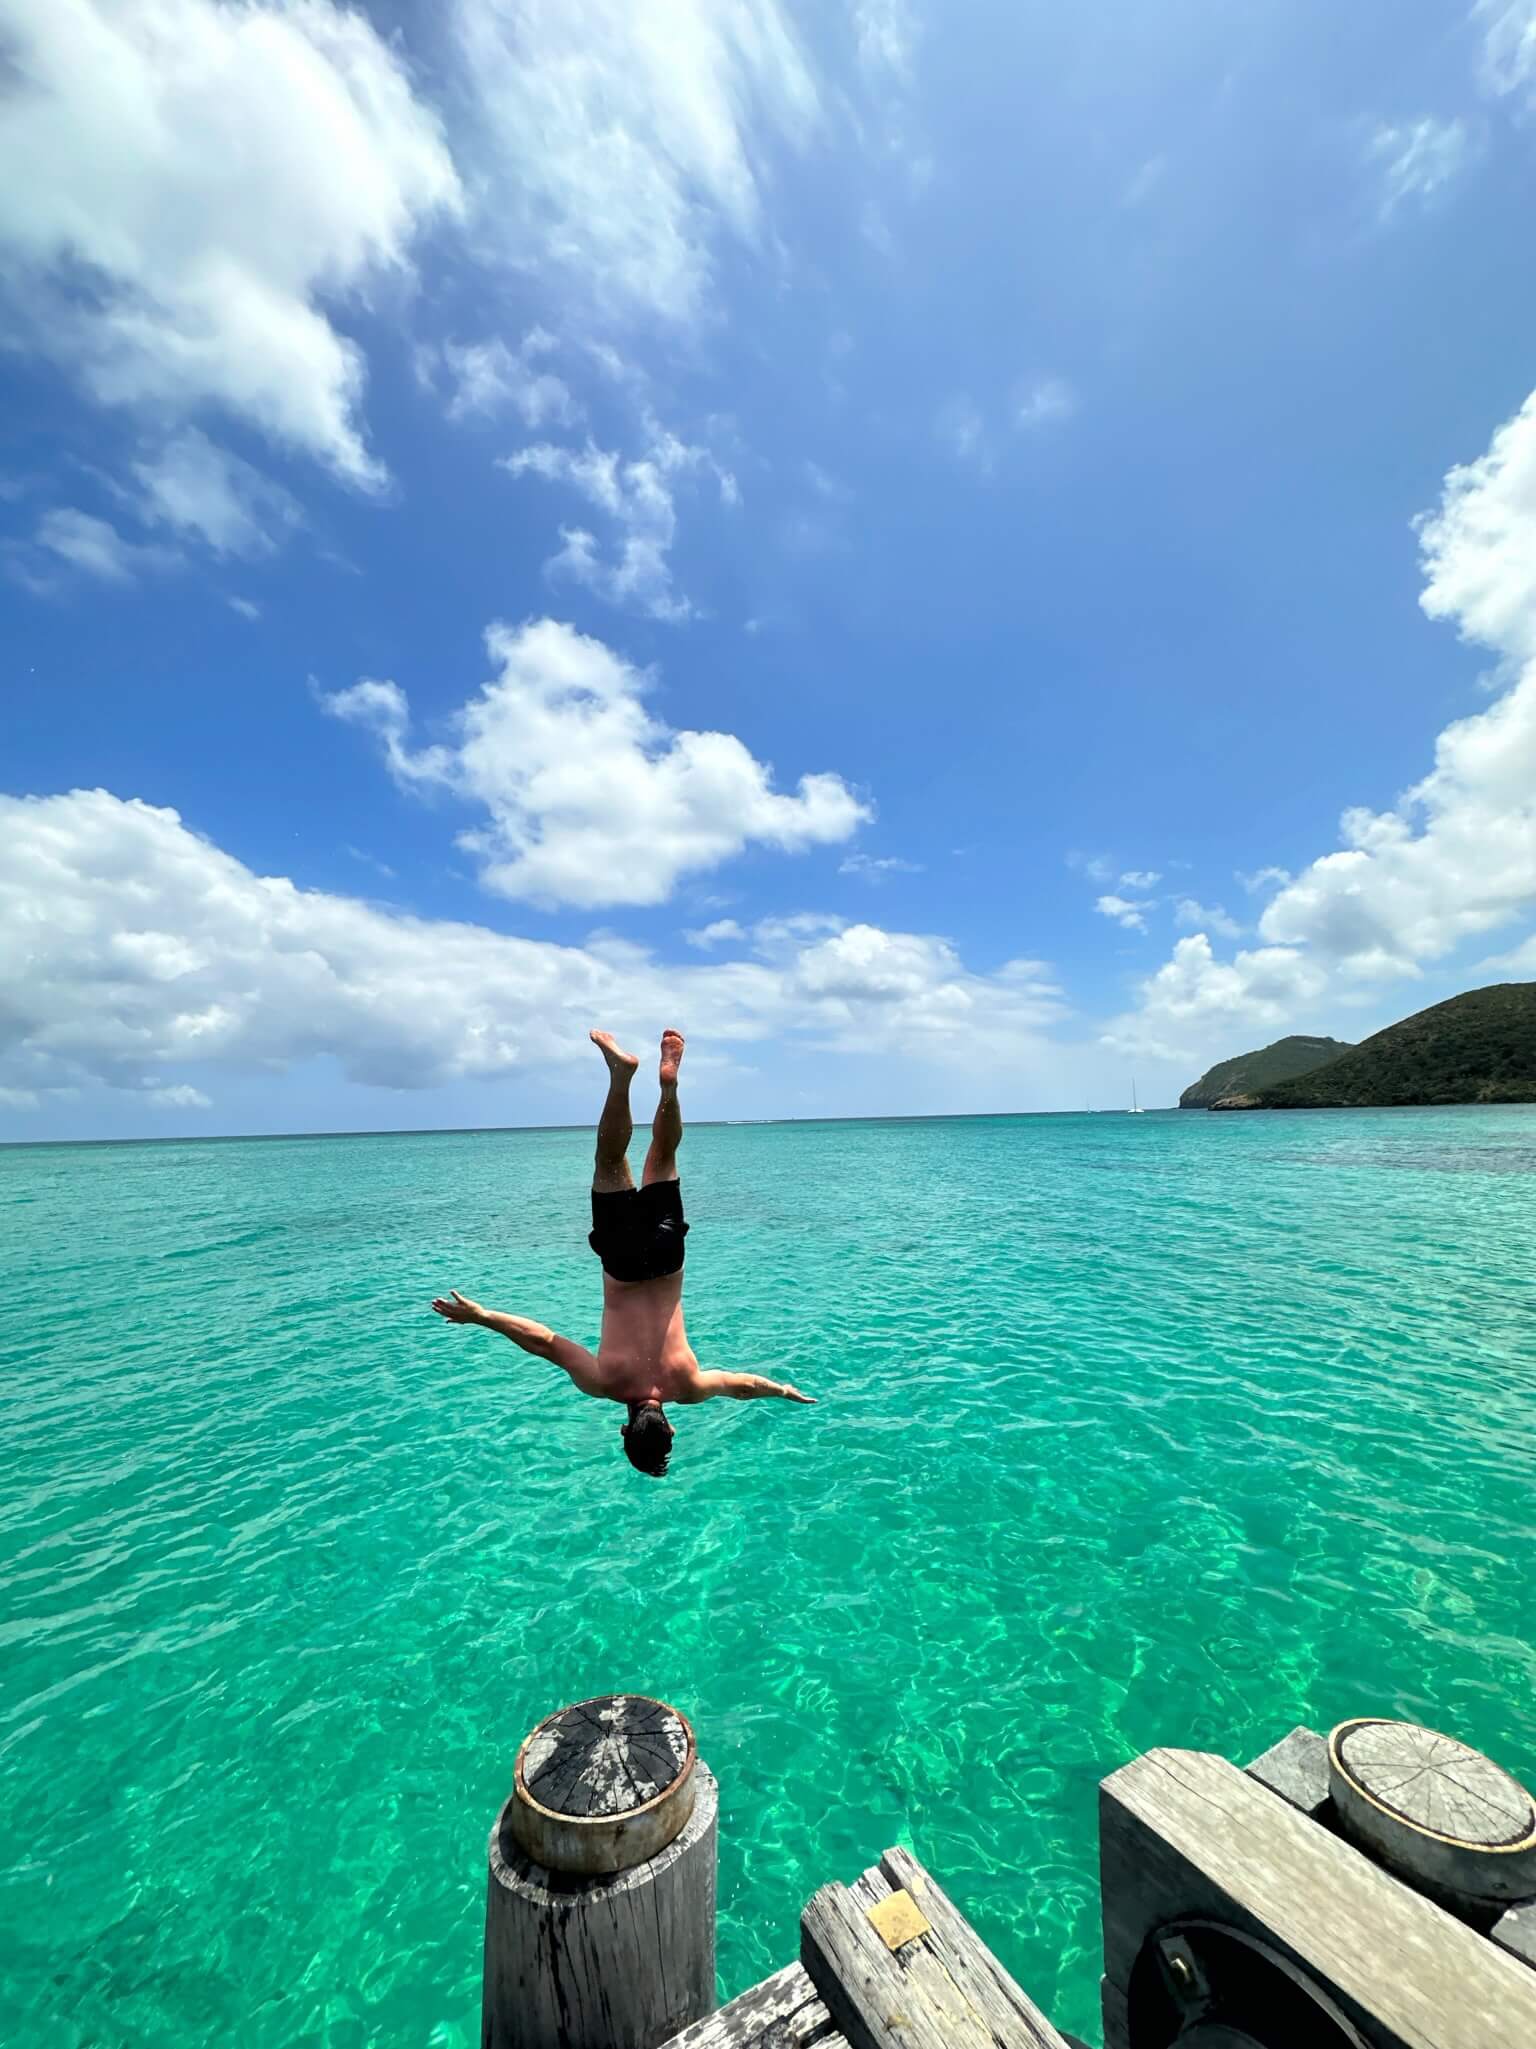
[4,1106,1536,2046]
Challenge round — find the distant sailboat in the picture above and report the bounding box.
[1128,1078,1146,1115]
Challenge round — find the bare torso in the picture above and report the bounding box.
[594,1270,701,1404]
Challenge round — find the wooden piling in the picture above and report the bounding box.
[1327,1716,1536,1905]
[482,1695,718,2049]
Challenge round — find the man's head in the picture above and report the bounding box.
[621,1400,674,1477]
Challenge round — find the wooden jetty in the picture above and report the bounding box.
[480,1697,1536,2049]
[684,1844,1076,2049]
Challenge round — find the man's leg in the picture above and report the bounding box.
[590,1030,639,1192]
[642,1029,685,1185]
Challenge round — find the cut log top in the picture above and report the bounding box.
[1332,1718,1535,1848]
[518,1694,691,1819]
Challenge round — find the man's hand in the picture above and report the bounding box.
[691,1371,816,1403]
[431,1289,485,1325]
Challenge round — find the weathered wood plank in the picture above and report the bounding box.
[1491,1898,1536,1971]
[1244,1724,1331,1818]
[800,1847,1070,2049]
[849,1865,892,1912]
[660,1963,847,2049]
[1100,1747,1536,2049]
[877,1849,1069,2048]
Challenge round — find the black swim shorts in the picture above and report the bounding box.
[588,1180,689,1283]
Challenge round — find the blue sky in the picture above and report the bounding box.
[4,0,1536,1138]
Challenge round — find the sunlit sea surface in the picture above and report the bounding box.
[5,1106,1536,2045]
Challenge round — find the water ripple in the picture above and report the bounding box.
[3,1107,1536,2044]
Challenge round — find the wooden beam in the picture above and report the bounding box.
[1245,1724,1331,1817]
[660,1963,847,2049]
[800,1847,1070,2049]
[1101,1748,1536,2049]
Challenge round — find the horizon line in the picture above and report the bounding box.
[0,1105,1174,1151]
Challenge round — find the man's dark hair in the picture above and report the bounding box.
[622,1402,673,1478]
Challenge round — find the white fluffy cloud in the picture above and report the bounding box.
[323,617,870,909]
[1479,1,1536,96]
[421,329,579,428]
[503,420,736,620]
[32,509,178,585]
[1096,894,1150,933]
[1254,666,1536,975]
[0,0,460,484]
[1418,386,1536,662]
[16,429,298,585]
[684,919,746,949]
[1367,118,1473,215]
[147,1084,212,1110]
[455,0,818,323]
[1111,383,1536,1059]
[1107,934,1329,1061]
[132,431,303,558]
[840,852,923,881]
[0,789,1062,1104]
[1174,898,1243,940]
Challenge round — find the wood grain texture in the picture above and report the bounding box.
[523,1695,690,1818]
[800,1846,1070,2049]
[1100,1747,1536,2049]
[1329,1718,1536,1905]
[660,1963,847,2049]
[483,1761,717,2049]
[1334,1721,1533,1849]
[1245,1725,1331,1818]
[1490,1899,1536,1970]
[511,1694,697,1875]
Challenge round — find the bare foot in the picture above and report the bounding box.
[659,1028,685,1087]
[590,1029,639,1078]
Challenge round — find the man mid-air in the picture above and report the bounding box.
[432,1029,815,1477]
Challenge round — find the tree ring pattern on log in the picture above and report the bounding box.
[517,1694,692,1820]
[1332,1719,1536,1849]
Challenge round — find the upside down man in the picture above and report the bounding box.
[433,1029,815,1477]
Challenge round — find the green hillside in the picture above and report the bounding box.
[1179,1034,1351,1108]
[1212,983,1536,1108]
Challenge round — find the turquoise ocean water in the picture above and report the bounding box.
[5,1106,1536,2045]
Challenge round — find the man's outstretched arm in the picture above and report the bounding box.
[687,1371,816,1405]
[431,1290,601,1389]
